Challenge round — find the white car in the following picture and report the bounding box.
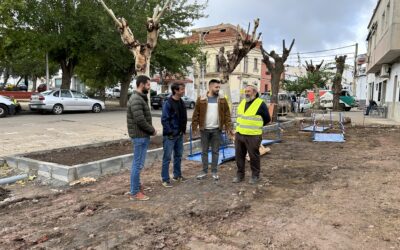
[29,89,105,115]
[0,95,17,118]
[105,87,121,98]
[294,97,312,113]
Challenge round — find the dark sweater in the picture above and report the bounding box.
[244,98,271,126]
[127,91,155,138]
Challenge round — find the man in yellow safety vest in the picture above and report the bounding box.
[233,83,271,184]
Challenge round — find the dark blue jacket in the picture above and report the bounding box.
[161,97,187,136]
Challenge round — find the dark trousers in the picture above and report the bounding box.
[200,129,221,173]
[235,133,262,178]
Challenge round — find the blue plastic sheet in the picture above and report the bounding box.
[313,133,345,142]
[187,146,236,165]
[301,126,330,132]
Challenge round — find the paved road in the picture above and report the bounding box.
[0,111,156,157]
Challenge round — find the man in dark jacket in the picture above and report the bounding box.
[160,83,187,188]
[127,75,156,201]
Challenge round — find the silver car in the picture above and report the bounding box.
[29,89,105,115]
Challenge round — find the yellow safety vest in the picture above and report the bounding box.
[236,98,264,135]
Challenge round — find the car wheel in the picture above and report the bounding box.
[190,102,195,109]
[92,103,102,113]
[345,107,351,111]
[52,104,63,115]
[301,108,304,113]
[0,104,8,118]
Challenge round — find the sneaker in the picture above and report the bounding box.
[212,173,219,181]
[249,176,260,184]
[172,176,187,182]
[232,176,244,183]
[162,181,173,188]
[129,192,149,201]
[196,171,207,180]
[140,184,144,193]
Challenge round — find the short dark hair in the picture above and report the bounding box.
[171,82,185,95]
[136,75,150,88]
[209,79,221,85]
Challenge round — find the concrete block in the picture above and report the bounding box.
[121,154,133,170]
[52,165,76,183]
[100,158,122,175]
[76,162,101,178]
[17,158,39,174]
[38,164,53,179]
[4,156,18,168]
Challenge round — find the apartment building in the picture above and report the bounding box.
[184,23,269,103]
[366,0,400,121]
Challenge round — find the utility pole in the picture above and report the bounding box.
[46,52,49,90]
[352,43,358,95]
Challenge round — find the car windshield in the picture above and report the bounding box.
[40,90,53,95]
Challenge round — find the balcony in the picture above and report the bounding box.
[367,23,400,74]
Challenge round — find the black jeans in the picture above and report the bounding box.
[235,133,262,178]
[200,129,221,173]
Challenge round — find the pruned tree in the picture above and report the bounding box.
[332,55,347,110]
[98,0,172,105]
[261,39,295,121]
[99,0,171,76]
[217,19,261,104]
[304,59,324,109]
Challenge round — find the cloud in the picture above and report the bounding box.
[191,0,377,56]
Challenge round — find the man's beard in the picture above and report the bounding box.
[245,94,254,102]
[142,89,149,94]
[213,90,219,96]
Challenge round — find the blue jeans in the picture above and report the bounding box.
[130,137,150,195]
[161,134,183,182]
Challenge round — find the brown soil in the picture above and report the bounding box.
[1,125,400,249]
[26,134,192,166]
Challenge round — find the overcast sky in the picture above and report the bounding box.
[189,0,377,65]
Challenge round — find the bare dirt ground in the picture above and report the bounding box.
[1,125,400,249]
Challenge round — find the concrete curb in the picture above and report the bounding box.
[4,139,202,184]
[4,121,295,184]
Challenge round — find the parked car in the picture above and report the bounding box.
[182,96,196,109]
[151,93,170,110]
[0,95,18,118]
[29,89,105,115]
[294,97,312,113]
[260,92,292,115]
[105,87,121,98]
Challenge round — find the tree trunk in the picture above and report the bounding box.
[220,78,232,107]
[32,77,37,92]
[24,76,29,90]
[3,68,10,84]
[332,76,342,110]
[313,85,320,110]
[120,78,131,107]
[333,55,346,111]
[119,64,136,107]
[270,72,280,121]
[60,59,75,90]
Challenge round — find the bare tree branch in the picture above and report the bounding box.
[97,0,122,28]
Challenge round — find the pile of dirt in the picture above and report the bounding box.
[24,134,192,166]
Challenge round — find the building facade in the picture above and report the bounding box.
[366,0,400,121]
[184,23,269,103]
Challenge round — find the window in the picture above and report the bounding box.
[386,2,390,27]
[61,90,72,98]
[71,90,85,98]
[220,29,226,32]
[244,56,248,73]
[53,91,60,97]
[254,58,258,71]
[378,82,382,101]
[381,12,385,34]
